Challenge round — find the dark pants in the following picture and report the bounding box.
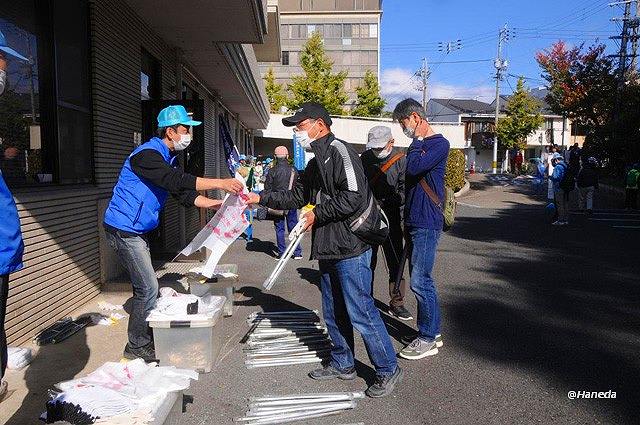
[274,209,302,257]
[625,188,638,209]
[106,230,158,349]
[1,274,8,380]
[370,209,406,307]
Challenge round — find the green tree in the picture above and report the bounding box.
[286,32,348,115]
[263,67,287,113]
[537,41,640,172]
[496,78,544,150]
[351,70,385,117]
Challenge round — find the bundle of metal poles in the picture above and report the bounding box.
[234,391,364,424]
[243,311,331,369]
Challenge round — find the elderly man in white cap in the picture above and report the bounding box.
[361,126,412,321]
[264,146,302,259]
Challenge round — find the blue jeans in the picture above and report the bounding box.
[244,209,253,241]
[106,230,158,349]
[319,249,397,376]
[408,227,442,341]
[274,209,302,257]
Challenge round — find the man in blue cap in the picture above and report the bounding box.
[103,104,243,362]
[0,29,29,402]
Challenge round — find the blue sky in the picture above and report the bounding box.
[379,0,623,106]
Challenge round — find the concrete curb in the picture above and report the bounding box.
[454,179,471,198]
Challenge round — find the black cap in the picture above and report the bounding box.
[282,102,333,127]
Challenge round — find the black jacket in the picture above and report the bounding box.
[260,133,371,260]
[265,160,297,191]
[130,150,198,207]
[361,148,406,213]
[577,164,599,188]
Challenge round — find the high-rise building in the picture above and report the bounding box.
[259,0,382,111]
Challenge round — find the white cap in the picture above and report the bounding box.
[366,126,393,149]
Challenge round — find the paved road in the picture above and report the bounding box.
[179,175,639,425]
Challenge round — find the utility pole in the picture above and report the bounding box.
[492,24,509,174]
[609,1,639,126]
[419,58,430,112]
[631,1,640,71]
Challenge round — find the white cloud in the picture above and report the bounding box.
[380,68,496,108]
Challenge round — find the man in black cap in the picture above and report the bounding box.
[246,102,402,398]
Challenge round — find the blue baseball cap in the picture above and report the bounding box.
[157,105,202,128]
[0,30,29,61]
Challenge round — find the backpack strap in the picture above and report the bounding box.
[419,177,444,213]
[370,153,405,186]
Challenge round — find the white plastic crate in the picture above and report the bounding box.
[149,308,223,373]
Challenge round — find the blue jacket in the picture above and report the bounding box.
[404,134,450,230]
[550,161,567,192]
[103,138,177,234]
[0,171,24,275]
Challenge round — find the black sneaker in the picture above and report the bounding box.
[308,364,356,381]
[123,343,158,363]
[389,305,413,321]
[365,366,403,398]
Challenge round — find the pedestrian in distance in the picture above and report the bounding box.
[265,146,302,260]
[576,157,599,213]
[625,163,639,210]
[568,143,581,175]
[550,153,573,225]
[544,145,557,200]
[361,126,413,321]
[246,102,402,398]
[0,29,29,403]
[392,98,449,360]
[103,105,243,363]
[514,150,524,176]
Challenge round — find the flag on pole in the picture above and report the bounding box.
[292,137,306,171]
[219,114,240,176]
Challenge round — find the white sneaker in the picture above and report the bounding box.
[552,221,563,226]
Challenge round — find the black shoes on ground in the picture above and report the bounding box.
[389,305,413,321]
[308,364,357,381]
[365,366,404,398]
[123,343,158,363]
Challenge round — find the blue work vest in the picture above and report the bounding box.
[0,171,24,275]
[103,138,177,234]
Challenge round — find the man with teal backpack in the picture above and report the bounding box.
[625,163,639,210]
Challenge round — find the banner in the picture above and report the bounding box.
[219,114,240,177]
[175,193,250,278]
[292,137,306,171]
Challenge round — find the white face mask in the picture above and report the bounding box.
[402,116,418,139]
[294,121,318,151]
[173,133,192,151]
[374,147,392,159]
[0,69,6,96]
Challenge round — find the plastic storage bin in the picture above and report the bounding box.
[149,309,223,373]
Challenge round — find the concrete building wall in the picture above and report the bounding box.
[4,0,262,345]
[259,1,381,109]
